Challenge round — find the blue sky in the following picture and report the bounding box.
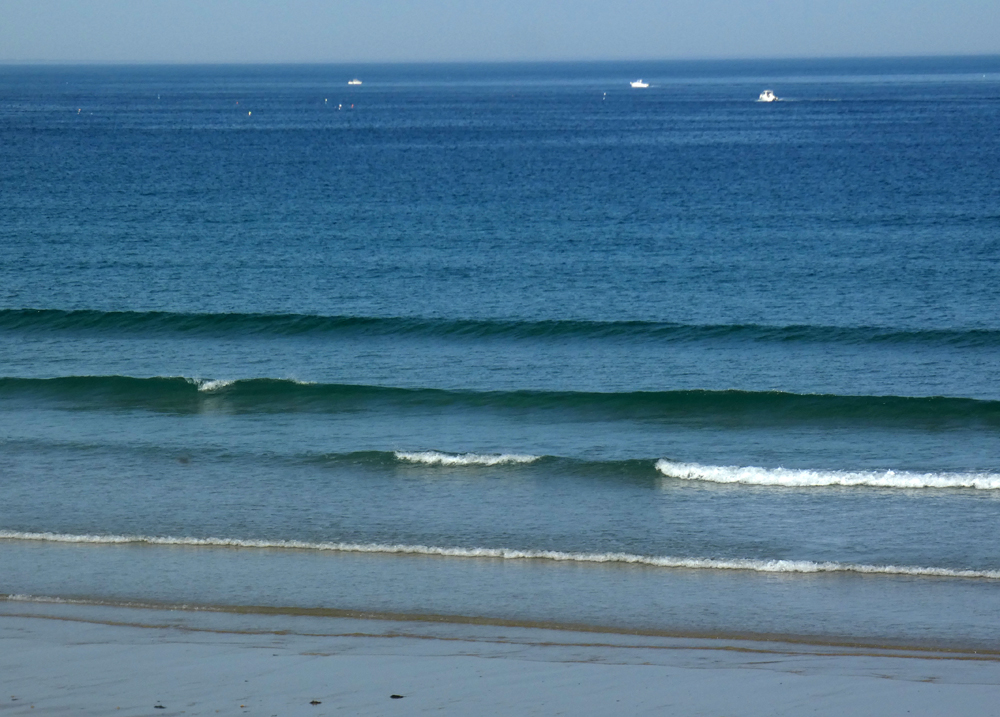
[2,0,998,63]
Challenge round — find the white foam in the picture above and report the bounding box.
[190,377,315,392]
[191,378,316,391]
[656,460,1000,490]
[394,451,540,466]
[5,593,70,603]
[192,378,236,392]
[3,593,190,611]
[2,531,997,580]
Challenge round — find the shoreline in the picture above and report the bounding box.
[7,540,1000,650]
[5,593,999,658]
[3,601,1000,716]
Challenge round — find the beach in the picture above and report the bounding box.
[5,601,1000,716]
[2,58,999,714]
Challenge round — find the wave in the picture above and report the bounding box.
[394,451,540,466]
[2,531,997,579]
[2,308,999,347]
[2,434,987,489]
[193,378,238,391]
[656,460,1000,490]
[1,375,998,426]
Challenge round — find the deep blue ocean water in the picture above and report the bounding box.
[2,58,999,647]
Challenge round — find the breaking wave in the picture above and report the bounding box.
[394,451,540,466]
[656,460,1000,490]
[1,531,998,579]
[193,378,238,392]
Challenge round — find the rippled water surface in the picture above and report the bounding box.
[2,58,999,646]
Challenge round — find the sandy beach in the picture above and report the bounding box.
[3,600,1000,716]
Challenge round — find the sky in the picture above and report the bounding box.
[1,0,998,64]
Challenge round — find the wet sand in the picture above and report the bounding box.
[2,601,1000,716]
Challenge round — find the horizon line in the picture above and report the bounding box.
[2,53,999,68]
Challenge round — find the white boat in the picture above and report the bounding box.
[758,89,778,102]
[630,79,649,88]
[348,79,362,86]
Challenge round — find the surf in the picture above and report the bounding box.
[394,451,540,466]
[2,530,998,580]
[656,460,1000,490]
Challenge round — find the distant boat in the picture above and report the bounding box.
[758,89,778,102]
[348,79,362,86]
[630,79,649,88]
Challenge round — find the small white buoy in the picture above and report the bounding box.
[248,111,251,116]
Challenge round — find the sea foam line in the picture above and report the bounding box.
[656,460,1000,490]
[1,531,997,579]
[394,451,540,466]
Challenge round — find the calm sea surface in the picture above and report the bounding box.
[2,58,999,647]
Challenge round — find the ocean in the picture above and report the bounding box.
[1,57,999,649]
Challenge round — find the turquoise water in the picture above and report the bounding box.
[2,58,999,647]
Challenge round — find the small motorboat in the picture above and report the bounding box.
[348,79,362,85]
[758,89,778,102]
[630,79,649,88]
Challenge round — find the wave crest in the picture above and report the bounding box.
[394,451,540,466]
[656,460,1000,490]
[192,378,237,392]
[1,531,997,579]
[3,376,999,427]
